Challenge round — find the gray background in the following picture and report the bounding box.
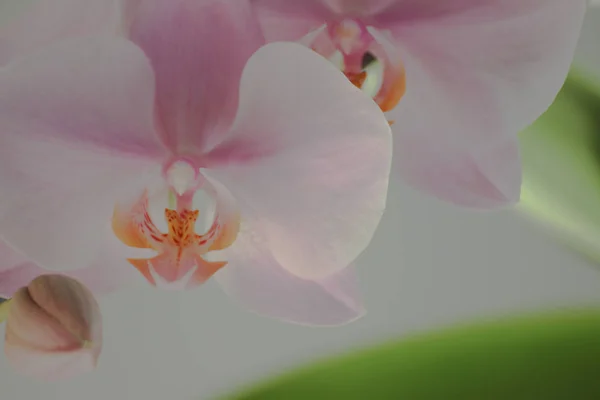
[0,3,599,400]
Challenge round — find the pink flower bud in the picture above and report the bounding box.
[4,274,102,381]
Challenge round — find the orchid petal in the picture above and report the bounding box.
[0,37,163,271]
[371,0,586,207]
[0,262,42,299]
[0,239,140,298]
[0,0,118,66]
[122,0,264,152]
[379,0,586,134]
[0,261,140,299]
[216,222,364,326]
[208,42,391,280]
[367,28,522,209]
[251,0,332,41]
[64,227,145,294]
[320,0,400,16]
[0,240,37,298]
[0,138,162,274]
[0,37,163,157]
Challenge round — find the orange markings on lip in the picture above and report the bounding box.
[111,191,240,288]
[115,207,230,288]
[375,69,406,113]
[345,71,368,89]
[164,208,200,247]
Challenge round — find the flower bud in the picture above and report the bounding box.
[4,274,102,380]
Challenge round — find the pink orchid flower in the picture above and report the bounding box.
[251,0,588,208]
[0,0,391,326]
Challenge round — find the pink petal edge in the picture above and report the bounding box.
[209,42,392,281]
[0,37,163,271]
[216,221,365,326]
[0,239,140,298]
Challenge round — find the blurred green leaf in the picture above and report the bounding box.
[224,309,600,400]
[518,70,600,263]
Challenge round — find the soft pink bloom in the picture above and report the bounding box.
[0,0,391,325]
[4,274,102,381]
[252,0,588,208]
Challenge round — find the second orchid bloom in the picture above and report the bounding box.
[252,0,587,207]
[0,0,391,325]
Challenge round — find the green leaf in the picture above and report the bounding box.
[224,309,600,400]
[517,70,600,263]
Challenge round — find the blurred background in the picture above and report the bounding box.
[0,3,599,400]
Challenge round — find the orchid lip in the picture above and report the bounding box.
[111,171,240,290]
